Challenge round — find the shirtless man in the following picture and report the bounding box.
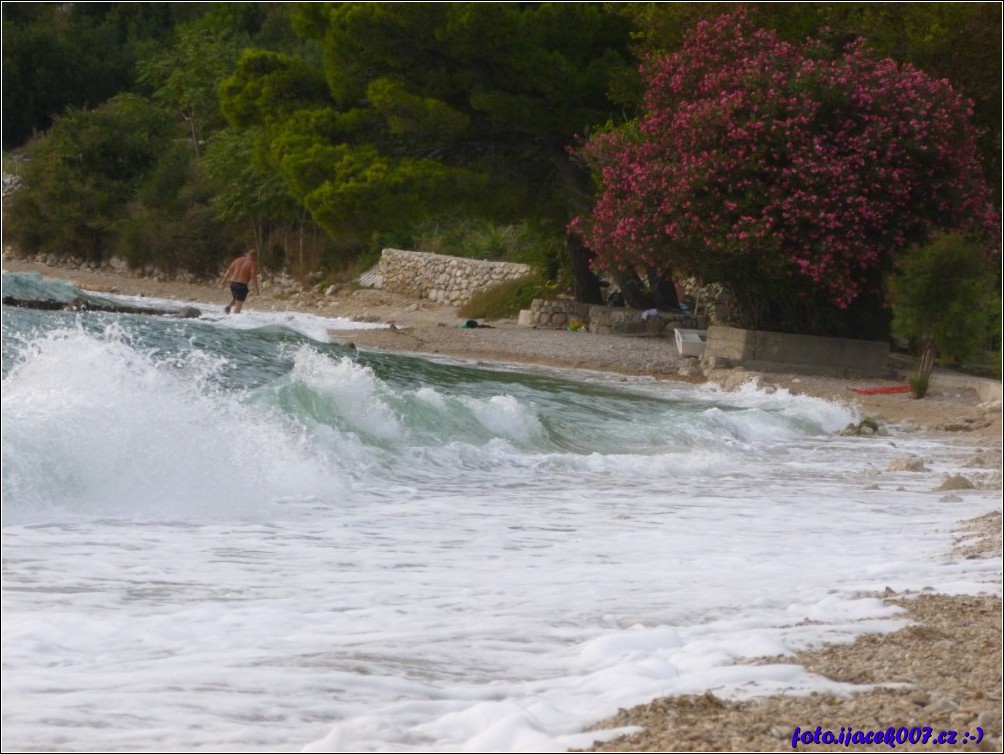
[220,250,260,314]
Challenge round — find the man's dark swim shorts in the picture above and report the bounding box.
[229,282,249,301]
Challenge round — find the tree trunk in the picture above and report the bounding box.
[646,266,680,309]
[183,108,200,157]
[567,233,603,304]
[552,149,604,305]
[613,269,652,310]
[299,207,307,270]
[919,340,937,379]
[909,339,937,398]
[251,221,264,255]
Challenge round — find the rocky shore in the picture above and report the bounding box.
[582,517,1002,752]
[3,254,1001,752]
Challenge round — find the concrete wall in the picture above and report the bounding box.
[703,325,891,377]
[925,371,1003,403]
[375,248,531,306]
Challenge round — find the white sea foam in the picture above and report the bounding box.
[1,317,998,753]
[68,286,390,343]
[460,394,544,442]
[212,306,388,343]
[290,346,403,442]
[1,325,346,523]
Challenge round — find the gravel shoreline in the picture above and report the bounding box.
[4,255,1001,752]
[581,512,1002,752]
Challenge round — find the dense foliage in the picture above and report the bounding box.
[6,95,176,262]
[458,275,552,321]
[574,12,998,335]
[614,2,1002,203]
[889,234,1002,390]
[218,3,636,293]
[2,2,1000,344]
[4,4,325,273]
[2,3,187,150]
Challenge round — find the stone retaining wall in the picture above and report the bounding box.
[376,248,531,306]
[702,324,891,377]
[526,298,699,335]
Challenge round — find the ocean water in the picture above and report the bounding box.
[1,271,998,753]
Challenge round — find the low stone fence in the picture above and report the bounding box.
[702,325,891,377]
[375,248,531,306]
[524,298,699,335]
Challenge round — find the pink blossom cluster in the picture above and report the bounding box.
[574,11,998,308]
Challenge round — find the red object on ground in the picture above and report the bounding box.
[847,385,913,395]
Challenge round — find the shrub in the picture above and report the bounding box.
[458,276,552,321]
[907,371,931,399]
[5,95,177,263]
[414,218,565,279]
[889,233,1000,396]
[574,10,998,335]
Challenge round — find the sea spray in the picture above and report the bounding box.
[2,285,997,753]
[289,346,405,443]
[1,323,347,523]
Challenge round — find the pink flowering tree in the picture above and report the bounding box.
[574,12,998,335]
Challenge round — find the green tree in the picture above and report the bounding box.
[135,3,306,156]
[4,3,325,277]
[117,141,234,276]
[888,234,1001,395]
[219,3,636,300]
[202,127,310,272]
[136,23,245,156]
[2,3,181,150]
[4,94,177,262]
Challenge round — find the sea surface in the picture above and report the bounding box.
[1,271,998,752]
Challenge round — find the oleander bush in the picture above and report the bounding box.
[574,10,999,337]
